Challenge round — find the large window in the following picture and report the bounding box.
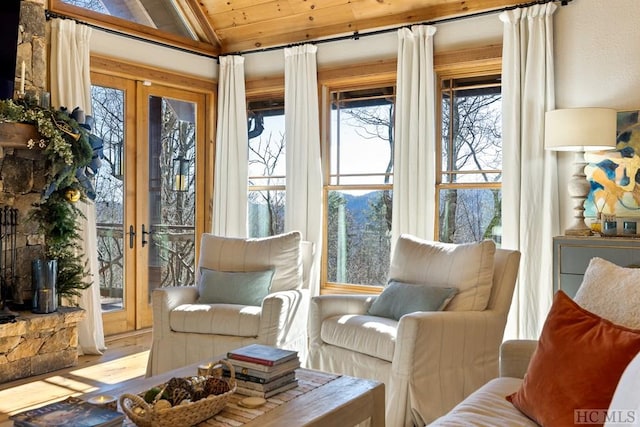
[437,72,502,244]
[325,86,395,287]
[247,97,286,238]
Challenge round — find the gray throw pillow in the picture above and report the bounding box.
[367,280,458,321]
[197,268,274,306]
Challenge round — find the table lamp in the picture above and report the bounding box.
[545,108,617,236]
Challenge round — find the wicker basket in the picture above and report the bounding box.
[119,360,236,427]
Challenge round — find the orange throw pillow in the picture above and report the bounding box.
[507,291,640,427]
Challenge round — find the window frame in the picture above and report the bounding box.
[319,61,396,294]
[49,0,218,56]
[246,90,286,238]
[434,48,503,242]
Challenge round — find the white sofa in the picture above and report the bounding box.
[308,237,521,427]
[430,340,640,426]
[146,231,313,376]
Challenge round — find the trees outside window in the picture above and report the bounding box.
[326,86,395,287]
[438,73,502,244]
[247,98,286,238]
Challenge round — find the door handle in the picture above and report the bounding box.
[127,225,136,249]
[141,224,151,247]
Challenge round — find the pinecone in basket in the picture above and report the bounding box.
[164,377,194,405]
[204,377,230,396]
[170,387,192,406]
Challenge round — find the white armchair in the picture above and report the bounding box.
[146,231,313,376]
[308,236,521,427]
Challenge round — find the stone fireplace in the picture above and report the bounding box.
[0,0,85,384]
[0,0,50,307]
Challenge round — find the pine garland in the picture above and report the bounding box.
[0,98,94,301]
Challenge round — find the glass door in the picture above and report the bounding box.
[136,84,205,328]
[90,72,206,334]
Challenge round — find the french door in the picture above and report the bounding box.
[91,71,209,335]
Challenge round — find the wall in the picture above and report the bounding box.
[89,0,640,233]
[554,0,640,230]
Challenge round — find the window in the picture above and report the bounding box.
[325,86,395,287]
[49,0,214,55]
[247,97,286,238]
[437,72,502,244]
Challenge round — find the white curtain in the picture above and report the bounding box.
[501,3,559,340]
[284,45,322,296]
[392,25,437,247]
[50,18,106,355]
[213,56,249,237]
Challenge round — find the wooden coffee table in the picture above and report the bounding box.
[85,360,385,427]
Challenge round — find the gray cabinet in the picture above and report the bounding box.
[553,236,640,298]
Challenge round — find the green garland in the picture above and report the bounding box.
[0,98,94,301]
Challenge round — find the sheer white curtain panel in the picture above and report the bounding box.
[392,25,437,248]
[213,55,248,237]
[501,3,559,340]
[50,18,105,355]
[284,44,322,296]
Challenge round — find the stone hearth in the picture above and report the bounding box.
[0,307,85,383]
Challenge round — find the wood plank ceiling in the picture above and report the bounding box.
[187,0,526,54]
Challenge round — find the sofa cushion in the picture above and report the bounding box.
[198,231,302,292]
[575,257,640,329]
[367,280,457,320]
[430,377,537,427]
[197,268,274,306]
[507,291,640,426]
[320,314,397,362]
[389,235,496,311]
[170,303,261,337]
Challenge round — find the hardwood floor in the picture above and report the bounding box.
[0,329,152,423]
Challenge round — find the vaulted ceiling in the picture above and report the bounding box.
[54,0,527,55]
[189,0,524,54]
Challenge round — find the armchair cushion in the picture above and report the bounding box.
[389,235,496,310]
[170,303,261,336]
[321,314,397,362]
[507,291,640,426]
[575,257,640,329]
[198,231,302,292]
[368,280,457,320]
[197,268,274,306]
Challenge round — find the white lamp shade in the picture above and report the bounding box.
[544,108,617,151]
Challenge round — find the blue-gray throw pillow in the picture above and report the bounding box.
[367,280,458,320]
[197,268,274,306]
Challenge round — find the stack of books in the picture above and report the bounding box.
[10,397,124,427]
[224,344,300,398]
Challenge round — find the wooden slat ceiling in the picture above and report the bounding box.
[192,0,525,54]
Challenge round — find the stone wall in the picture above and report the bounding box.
[15,0,47,98]
[0,307,85,383]
[0,0,49,307]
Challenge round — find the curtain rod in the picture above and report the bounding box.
[231,0,572,56]
[46,0,572,60]
[44,10,217,59]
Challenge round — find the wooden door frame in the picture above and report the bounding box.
[91,55,216,335]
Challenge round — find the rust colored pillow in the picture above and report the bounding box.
[507,291,640,427]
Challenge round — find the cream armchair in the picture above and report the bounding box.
[146,231,313,376]
[308,236,521,427]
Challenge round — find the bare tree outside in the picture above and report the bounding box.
[439,75,502,244]
[91,86,197,311]
[327,87,395,286]
[247,101,286,238]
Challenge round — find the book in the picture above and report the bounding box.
[234,371,296,392]
[11,397,124,427]
[235,379,299,398]
[227,344,298,366]
[224,357,300,378]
